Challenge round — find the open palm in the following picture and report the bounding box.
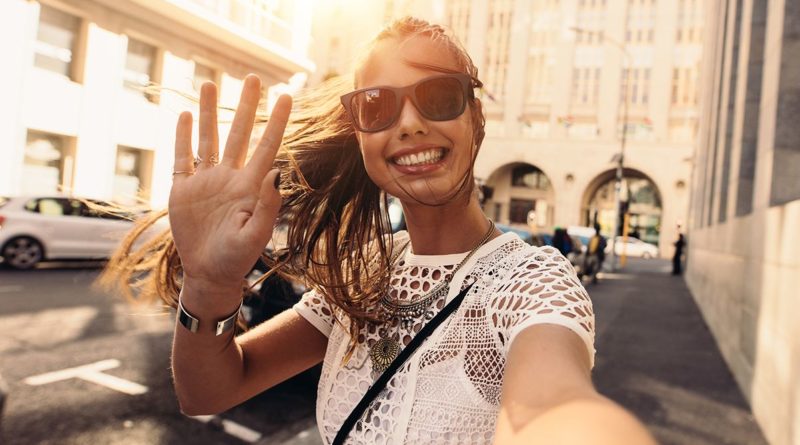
[169,75,291,288]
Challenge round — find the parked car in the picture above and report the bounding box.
[606,236,660,259]
[0,195,149,269]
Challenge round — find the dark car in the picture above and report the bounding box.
[242,253,322,383]
[243,254,307,327]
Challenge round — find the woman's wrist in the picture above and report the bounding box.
[179,275,245,321]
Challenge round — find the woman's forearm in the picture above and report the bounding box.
[171,278,247,415]
[494,394,657,445]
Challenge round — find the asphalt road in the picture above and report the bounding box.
[0,263,322,445]
[589,258,767,445]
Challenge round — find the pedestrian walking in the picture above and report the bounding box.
[582,224,607,284]
[103,17,654,445]
[673,232,686,275]
[552,227,573,257]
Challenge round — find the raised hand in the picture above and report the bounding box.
[168,75,291,292]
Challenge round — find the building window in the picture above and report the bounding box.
[571,67,602,106]
[575,0,607,46]
[113,146,154,204]
[124,38,158,102]
[509,199,536,225]
[34,5,81,79]
[484,0,513,102]
[676,0,704,44]
[671,65,700,106]
[511,165,551,190]
[625,0,655,44]
[620,68,651,106]
[446,0,471,44]
[22,130,74,194]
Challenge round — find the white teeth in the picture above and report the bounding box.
[394,148,445,166]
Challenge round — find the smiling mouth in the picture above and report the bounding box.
[391,148,448,166]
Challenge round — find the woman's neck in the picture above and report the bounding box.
[401,197,497,255]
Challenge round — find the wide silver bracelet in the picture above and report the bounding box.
[177,299,242,336]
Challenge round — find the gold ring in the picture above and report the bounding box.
[172,170,194,176]
[208,153,220,165]
[193,157,203,169]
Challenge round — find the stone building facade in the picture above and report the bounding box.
[310,0,705,257]
[0,0,313,207]
[687,0,800,443]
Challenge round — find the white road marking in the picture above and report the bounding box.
[0,285,23,293]
[24,359,148,395]
[189,415,263,443]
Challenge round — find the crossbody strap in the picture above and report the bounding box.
[332,281,475,445]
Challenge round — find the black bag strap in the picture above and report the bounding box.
[332,281,475,445]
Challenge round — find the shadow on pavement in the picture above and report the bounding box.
[589,258,767,445]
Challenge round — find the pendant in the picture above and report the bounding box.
[370,336,401,373]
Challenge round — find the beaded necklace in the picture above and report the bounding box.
[369,220,495,373]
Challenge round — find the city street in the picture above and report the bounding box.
[0,264,322,445]
[0,258,768,445]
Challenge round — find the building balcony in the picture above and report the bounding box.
[119,0,315,75]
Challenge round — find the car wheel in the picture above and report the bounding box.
[1,237,44,270]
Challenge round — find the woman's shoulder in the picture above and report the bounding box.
[483,235,577,284]
[485,231,564,264]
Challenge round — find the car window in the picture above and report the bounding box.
[65,199,83,216]
[37,198,67,216]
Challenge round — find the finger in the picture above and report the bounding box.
[197,82,218,169]
[223,74,261,168]
[173,111,194,180]
[243,168,282,244]
[246,94,292,180]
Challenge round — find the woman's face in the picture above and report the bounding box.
[353,36,476,206]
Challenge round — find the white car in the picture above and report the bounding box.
[608,236,660,259]
[0,195,148,269]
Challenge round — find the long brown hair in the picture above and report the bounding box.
[98,17,486,360]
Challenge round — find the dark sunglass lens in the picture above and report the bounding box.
[352,88,396,131]
[415,77,465,121]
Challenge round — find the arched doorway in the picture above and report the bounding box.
[581,169,662,245]
[482,163,555,230]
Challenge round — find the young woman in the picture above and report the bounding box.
[106,17,655,445]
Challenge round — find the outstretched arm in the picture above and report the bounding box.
[493,324,657,445]
[168,75,326,415]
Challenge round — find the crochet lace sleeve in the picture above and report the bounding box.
[489,246,596,366]
[293,288,335,337]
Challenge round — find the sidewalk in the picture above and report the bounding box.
[589,258,767,445]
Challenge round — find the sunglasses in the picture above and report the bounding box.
[340,73,478,133]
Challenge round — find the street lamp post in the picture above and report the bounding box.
[569,27,630,271]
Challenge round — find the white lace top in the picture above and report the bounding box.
[293,231,595,445]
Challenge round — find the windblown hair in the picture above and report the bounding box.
[98,17,486,360]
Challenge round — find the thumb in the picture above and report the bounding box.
[243,168,282,242]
